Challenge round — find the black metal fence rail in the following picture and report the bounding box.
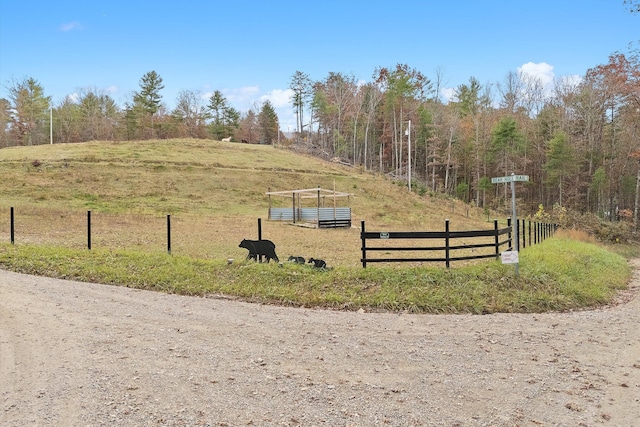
[360,219,557,268]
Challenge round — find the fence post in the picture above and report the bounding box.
[257,218,263,262]
[493,219,500,259]
[167,214,171,254]
[361,220,367,268]
[539,222,543,243]
[87,210,91,250]
[528,220,532,247]
[520,219,525,249]
[445,219,450,269]
[507,217,512,251]
[10,207,14,245]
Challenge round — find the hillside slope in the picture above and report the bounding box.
[0,139,492,265]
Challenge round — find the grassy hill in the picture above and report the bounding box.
[0,138,633,313]
[0,138,491,266]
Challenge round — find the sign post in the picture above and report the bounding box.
[491,173,529,276]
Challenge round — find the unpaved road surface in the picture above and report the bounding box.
[1,262,640,426]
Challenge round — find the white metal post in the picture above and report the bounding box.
[511,173,519,275]
[406,120,411,192]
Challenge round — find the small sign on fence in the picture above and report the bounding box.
[500,251,519,264]
[379,232,389,239]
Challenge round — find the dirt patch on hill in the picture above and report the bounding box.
[2,261,640,426]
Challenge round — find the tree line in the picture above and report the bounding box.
[291,53,639,234]
[1,51,639,234]
[0,71,280,147]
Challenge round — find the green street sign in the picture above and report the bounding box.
[490,173,529,276]
[491,175,529,184]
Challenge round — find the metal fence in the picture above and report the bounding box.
[360,219,557,268]
[268,207,351,228]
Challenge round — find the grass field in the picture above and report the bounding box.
[0,138,635,313]
[0,138,494,267]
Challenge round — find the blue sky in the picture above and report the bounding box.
[0,1,638,131]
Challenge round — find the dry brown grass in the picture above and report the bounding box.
[0,139,501,267]
[556,228,597,244]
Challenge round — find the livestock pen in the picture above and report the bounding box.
[266,187,352,228]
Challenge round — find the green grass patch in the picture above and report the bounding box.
[0,236,631,314]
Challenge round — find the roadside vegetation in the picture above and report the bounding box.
[0,139,636,314]
[0,234,631,314]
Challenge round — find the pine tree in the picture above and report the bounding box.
[258,100,279,145]
[289,71,312,136]
[7,77,51,145]
[206,90,239,140]
[545,131,576,207]
[132,71,164,137]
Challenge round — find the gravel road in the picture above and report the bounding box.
[1,261,640,427]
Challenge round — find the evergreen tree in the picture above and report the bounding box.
[222,105,240,137]
[258,100,279,145]
[132,71,164,137]
[545,131,576,207]
[490,117,525,174]
[206,90,239,140]
[6,77,51,145]
[289,70,312,136]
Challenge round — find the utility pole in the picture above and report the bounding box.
[406,120,411,192]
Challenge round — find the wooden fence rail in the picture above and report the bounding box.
[360,219,557,268]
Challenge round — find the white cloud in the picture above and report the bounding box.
[517,62,583,100]
[440,87,456,103]
[67,93,80,103]
[200,85,296,131]
[59,21,82,32]
[260,88,293,108]
[105,85,118,94]
[201,86,262,110]
[560,74,583,88]
[517,62,555,88]
[225,86,260,108]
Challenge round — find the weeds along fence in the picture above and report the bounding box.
[360,219,557,268]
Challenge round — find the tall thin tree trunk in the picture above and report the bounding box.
[444,127,453,195]
[634,163,640,233]
[364,122,369,171]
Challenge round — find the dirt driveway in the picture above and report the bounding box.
[1,262,640,426]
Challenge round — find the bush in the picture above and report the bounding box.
[532,204,634,243]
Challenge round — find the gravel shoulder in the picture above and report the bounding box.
[2,261,640,427]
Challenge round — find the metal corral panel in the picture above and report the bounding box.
[318,207,351,220]
[269,207,351,222]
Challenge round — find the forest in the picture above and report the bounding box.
[1,48,639,238]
